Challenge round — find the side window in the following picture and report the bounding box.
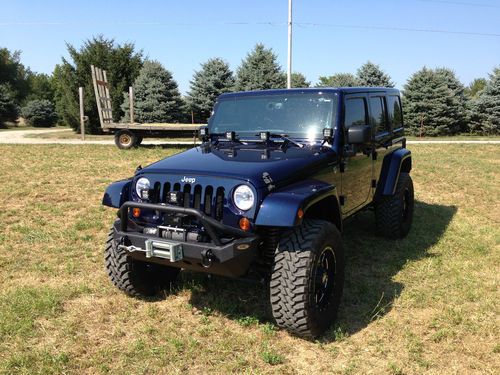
[344,97,367,127]
[387,95,403,129]
[369,96,387,133]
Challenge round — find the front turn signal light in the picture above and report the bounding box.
[239,217,251,231]
[132,208,141,218]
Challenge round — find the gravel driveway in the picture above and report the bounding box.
[0,128,498,145]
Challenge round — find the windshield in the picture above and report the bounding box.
[209,92,338,140]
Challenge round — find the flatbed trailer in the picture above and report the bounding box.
[91,65,201,149]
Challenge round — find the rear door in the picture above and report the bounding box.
[371,93,402,188]
[340,94,373,216]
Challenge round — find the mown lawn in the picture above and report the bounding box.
[0,144,498,374]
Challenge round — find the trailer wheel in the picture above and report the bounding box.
[115,130,137,149]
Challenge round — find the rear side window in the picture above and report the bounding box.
[369,96,387,133]
[344,98,367,127]
[387,95,403,128]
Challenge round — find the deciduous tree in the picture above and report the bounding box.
[316,73,359,87]
[0,84,19,123]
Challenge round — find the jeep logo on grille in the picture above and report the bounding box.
[181,176,196,184]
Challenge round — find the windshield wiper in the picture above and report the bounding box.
[269,134,305,148]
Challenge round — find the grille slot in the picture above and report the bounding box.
[183,184,191,208]
[204,186,213,215]
[159,181,224,220]
[152,182,161,203]
[162,182,171,203]
[193,185,202,210]
[215,187,225,221]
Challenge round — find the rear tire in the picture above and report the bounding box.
[270,219,345,338]
[104,222,179,297]
[375,172,414,238]
[114,130,138,150]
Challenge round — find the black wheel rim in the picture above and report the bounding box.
[313,246,336,310]
[402,188,411,221]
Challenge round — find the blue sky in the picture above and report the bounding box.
[1,0,499,93]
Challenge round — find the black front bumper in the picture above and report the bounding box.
[114,202,260,278]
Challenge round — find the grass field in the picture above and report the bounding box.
[0,144,498,374]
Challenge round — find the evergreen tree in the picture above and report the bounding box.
[121,60,184,123]
[435,67,467,132]
[465,78,487,99]
[357,61,394,87]
[290,72,310,88]
[469,67,500,135]
[316,73,359,87]
[52,36,143,134]
[403,67,462,136]
[234,44,286,91]
[186,58,234,123]
[0,84,19,123]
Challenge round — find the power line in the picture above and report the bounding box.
[0,20,498,38]
[295,22,500,38]
[418,0,500,8]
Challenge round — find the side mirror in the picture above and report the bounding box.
[199,126,209,141]
[347,125,371,144]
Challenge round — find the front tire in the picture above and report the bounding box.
[270,219,345,338]
[104,224,179,297]
[375,172,414,239]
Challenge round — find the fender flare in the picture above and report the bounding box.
[255,180,341,228]
[102,179,132,208]
[376,148,412,197]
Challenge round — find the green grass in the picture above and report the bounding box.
[0,144,498,374]
[406,134,500,141]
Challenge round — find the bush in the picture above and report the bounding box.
[21,100,57,127]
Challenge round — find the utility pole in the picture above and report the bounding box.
[79,87,85,141]
[287,0,293,89]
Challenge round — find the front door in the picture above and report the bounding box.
[340,94,374,216]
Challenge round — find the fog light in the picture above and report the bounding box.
[260,131,270,141]
[239,217,251,231]
[168,191,184,206]
[132,208,141,218]
[143,227,159,236]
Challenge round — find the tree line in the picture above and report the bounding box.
[1,36,498,135]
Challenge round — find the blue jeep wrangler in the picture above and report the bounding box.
[103,87,413,338]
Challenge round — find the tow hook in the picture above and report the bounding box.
[201,249,216,268]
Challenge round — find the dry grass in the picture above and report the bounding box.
[0,144,498,374]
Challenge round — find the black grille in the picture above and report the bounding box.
[159,182,225,220]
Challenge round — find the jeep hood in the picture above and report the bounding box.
[138,144,335,188]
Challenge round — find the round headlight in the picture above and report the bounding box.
[233,185,255,211]
[136,177,150,199]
